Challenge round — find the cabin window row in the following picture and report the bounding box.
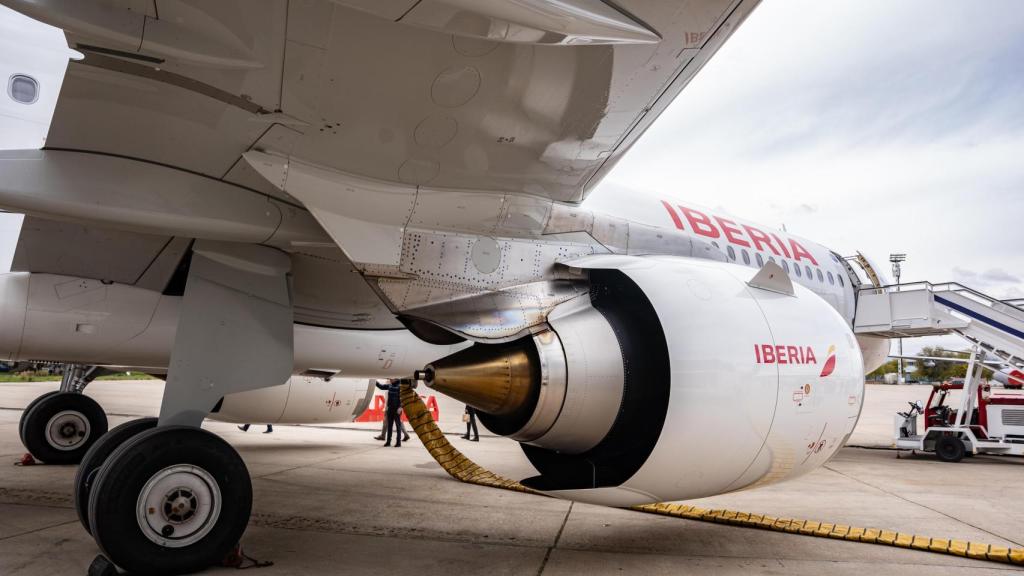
[721,244,843,287]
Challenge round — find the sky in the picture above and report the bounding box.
[2,1,1023,354]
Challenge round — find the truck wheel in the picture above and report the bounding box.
[935,436,965,463]
[75,417,159,534]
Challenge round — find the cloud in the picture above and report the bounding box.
[953,267,1020,287]
[952,267,978,282]
[1002,286,1024,300]
[982,268,1021,283]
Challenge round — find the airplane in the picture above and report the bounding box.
[888,352,1024,389]
[994,368,1024,389]
[0,1,895,574]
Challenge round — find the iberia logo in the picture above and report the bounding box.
[754,343,837,377]
[819,345,837,377]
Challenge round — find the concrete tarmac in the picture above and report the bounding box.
[1,381,1022,575]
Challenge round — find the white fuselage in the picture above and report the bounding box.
[588,193,856,321]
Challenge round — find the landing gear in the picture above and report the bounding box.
[19,364,110,464]
[19,391,107,464]
[88,426,252,575]
[75,417,158,533]
[79,242,293,574]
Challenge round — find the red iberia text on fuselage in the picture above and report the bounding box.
[660,200,819,265]
[755,344,818,365]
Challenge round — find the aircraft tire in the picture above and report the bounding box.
[74,417,159,534]
[21,392,107,464]
[18,390,60,447]
[88,426,252,576]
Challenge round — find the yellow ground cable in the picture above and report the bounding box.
[400,385,1024,567]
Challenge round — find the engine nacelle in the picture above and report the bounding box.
[210,376,375,425]
[424,256,864,506]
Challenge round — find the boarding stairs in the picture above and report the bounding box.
[854,282,1024,368]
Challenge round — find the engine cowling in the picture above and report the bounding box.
[423,256,864,506]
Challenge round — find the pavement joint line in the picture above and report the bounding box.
[0,519,79,542]
[249,446,383,479]
[248,512,556,552]
[537,501,574,575]
[823,464,1023,548]
[547,545,1019,569]
[0,499,73,512]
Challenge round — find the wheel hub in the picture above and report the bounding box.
[137,465,221,548]
[45,410,90,451]
[164,488,199,523]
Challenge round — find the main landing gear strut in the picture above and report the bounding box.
[72,242,294,575]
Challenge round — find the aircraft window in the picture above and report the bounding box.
[781,260,790,274]
[827,271,835,285]
[8,74,39,104]
[712,241,720,250]
[742,250,750,265]
[816,269,824,282]
[727,246,736,261]
[756,253,764,268]
[805,265,813,278]
[768,256,777,265]
[794,263,802,277]
[838,274,845,287]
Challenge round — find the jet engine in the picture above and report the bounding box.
[422,256,864,507]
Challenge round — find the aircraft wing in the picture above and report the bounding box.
[2,0,761,204]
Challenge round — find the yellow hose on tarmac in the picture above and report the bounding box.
[400,385,1024,567]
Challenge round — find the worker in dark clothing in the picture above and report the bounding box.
[373,407,410,442]
[237,424,273,434]
[462,405,479,441]
[375,379,409,447]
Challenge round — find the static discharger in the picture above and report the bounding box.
[398,383,1024,567]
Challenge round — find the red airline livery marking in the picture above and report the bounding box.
[754,344,838,378]
[819,345,837,377]
[755,344,817,365]
[355,394,440,423]
[661,201,819,265]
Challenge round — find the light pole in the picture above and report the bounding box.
[890,253,906,383]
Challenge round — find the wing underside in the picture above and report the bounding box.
[0,0,761,336]
[1,0,760,203]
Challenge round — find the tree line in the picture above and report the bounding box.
[867,346,992,382]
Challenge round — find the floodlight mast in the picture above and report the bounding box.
[890,253,907,383]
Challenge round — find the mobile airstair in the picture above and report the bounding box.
[854,282,1024,460]
[854,282,1024,369]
